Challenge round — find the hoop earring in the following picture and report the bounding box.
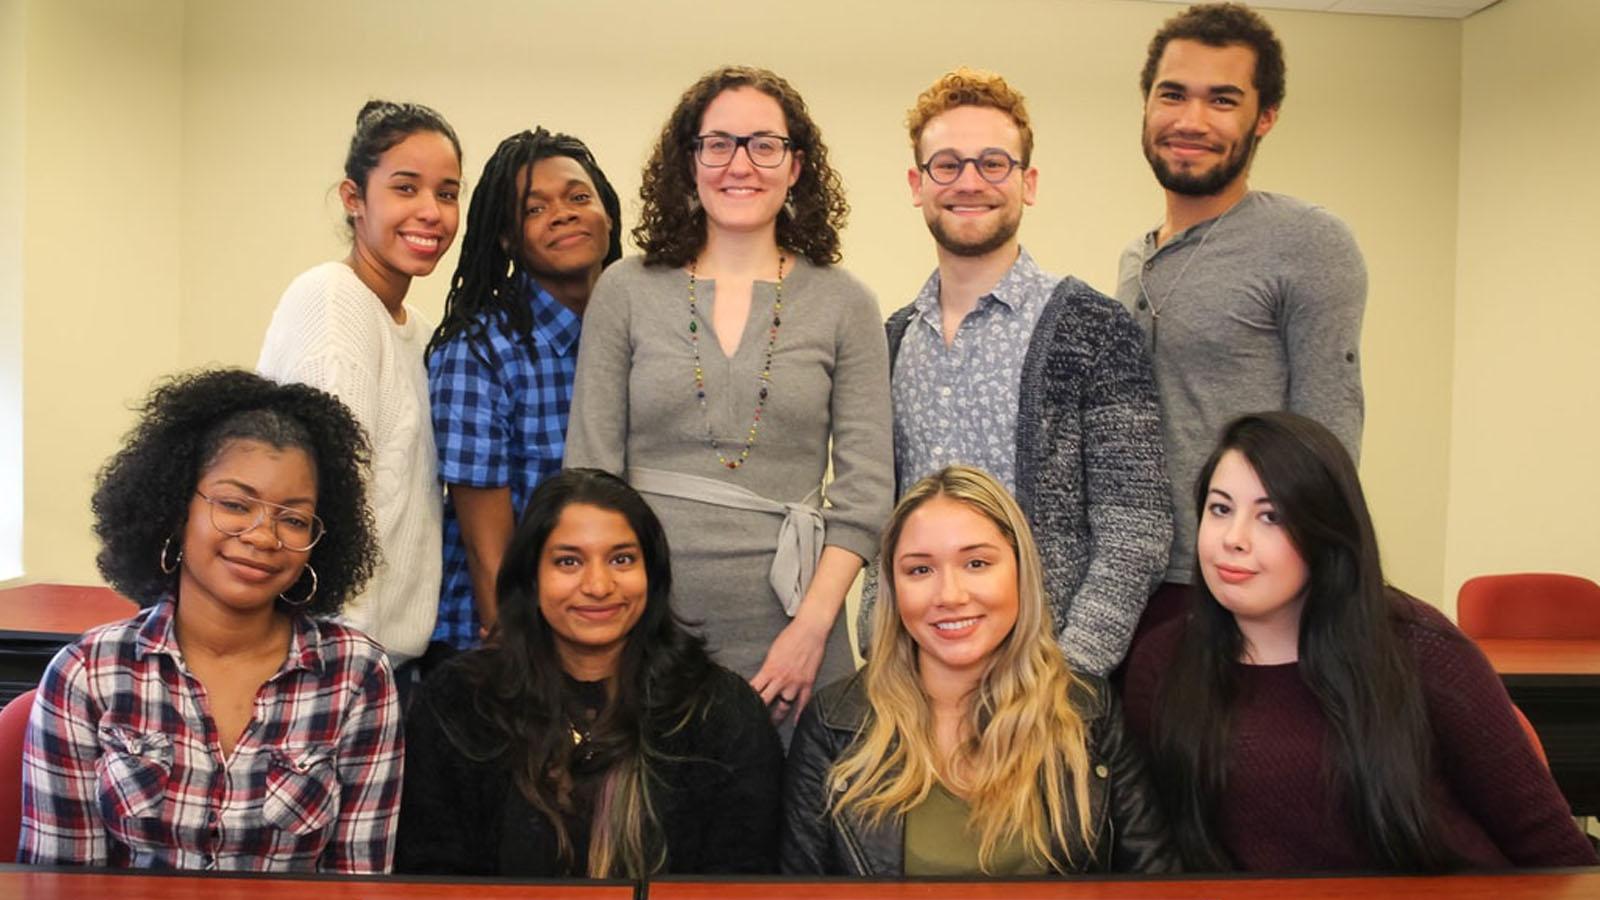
[279,564,318,609]
[159,535,183,574]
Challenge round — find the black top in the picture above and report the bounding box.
[394,656,784,876]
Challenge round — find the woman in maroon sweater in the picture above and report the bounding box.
[1123,412,1596,873]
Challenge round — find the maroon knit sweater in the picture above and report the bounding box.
[1122,595,1598,871]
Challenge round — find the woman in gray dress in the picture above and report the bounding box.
[565,65,892,732]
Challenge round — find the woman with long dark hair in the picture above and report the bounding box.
[426,127,622,654]
[258,100,462,674]
[782,466,1176,876]
[564,66,893,734]
[394,469,782,877]
[19,370,396,872]
[1123,412,1597,871]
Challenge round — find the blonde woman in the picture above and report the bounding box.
[781,466,1177,876]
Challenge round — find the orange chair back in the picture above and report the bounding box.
[0,689,35,863]
[1457,573,1600,640]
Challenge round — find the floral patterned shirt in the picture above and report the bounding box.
[891,248,1057,493]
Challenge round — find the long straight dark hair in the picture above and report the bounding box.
[445,468,711,876]
[1150,412,1453,871]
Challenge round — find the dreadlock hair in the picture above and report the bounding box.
[426,128,622,361]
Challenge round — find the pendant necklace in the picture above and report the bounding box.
[688,254,786,470]
[1136,200,1238,350]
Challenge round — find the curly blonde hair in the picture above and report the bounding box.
[906,68,1034,165]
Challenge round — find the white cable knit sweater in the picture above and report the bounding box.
[257,261,441,663]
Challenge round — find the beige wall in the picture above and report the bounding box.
[1,0,25,579]
[1443,0,1600,615]
[16,0,184,582]
[17,0,1491,611]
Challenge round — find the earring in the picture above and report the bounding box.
[687,192,702,214]
[159,535,183,574]
[279,564,318,609]
[783,191,797,219]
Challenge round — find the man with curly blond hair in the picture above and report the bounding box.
[859,68,1172,677]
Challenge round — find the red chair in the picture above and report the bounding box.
[0,690,35,863]
[1457,573,1600,640]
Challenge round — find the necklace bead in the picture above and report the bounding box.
[687,255,787,470]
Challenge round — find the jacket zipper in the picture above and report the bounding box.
[839,819,871,875]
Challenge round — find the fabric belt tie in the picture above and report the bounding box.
[626,467,823,617]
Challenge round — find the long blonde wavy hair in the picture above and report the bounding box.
[830,465,1097,872]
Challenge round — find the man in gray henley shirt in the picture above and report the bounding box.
[1115,2,1367,637]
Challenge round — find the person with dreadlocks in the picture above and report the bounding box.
[425,128,622,660]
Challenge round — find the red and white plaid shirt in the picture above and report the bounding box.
[18,599,403,872]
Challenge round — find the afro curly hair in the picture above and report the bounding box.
[90,369,379,616]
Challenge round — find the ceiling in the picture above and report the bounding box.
[1143,0,1499,18]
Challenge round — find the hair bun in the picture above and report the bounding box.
[356,99,400,127]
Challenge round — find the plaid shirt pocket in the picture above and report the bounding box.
[95,726,174,846]
[262,746,338,836]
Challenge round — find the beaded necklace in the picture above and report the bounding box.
[688,255,785,470]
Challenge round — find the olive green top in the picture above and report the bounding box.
[902,782,1049,876]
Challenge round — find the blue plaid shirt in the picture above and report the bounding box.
[428,278,582,649]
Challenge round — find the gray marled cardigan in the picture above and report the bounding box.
[863,276,1172,675]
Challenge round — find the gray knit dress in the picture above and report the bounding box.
[565,256,893,694]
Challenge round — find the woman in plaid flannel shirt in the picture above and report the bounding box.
[17,369,402,872]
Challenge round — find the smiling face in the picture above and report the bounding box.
[910,105,1037,260]
[343,129,462,279]
[893,495,1021,688]
[1198,450,1310,641]
[537,502,649,679]
[515,155,612,286]
[693,86,800,241]
[178,439,317,619]
[1141,39,1277,197]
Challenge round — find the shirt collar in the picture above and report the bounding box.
[913,246,1042,325]
[135,596,325,677]
[985,247,1043,311]
[525,275,582,356]
[1143,191,1259,252]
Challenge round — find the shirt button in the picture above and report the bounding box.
[1136,299,1149,310]
[1094,764,1109,779]
[1143,260,1154,272]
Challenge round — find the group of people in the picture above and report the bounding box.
[14,0,1599,882]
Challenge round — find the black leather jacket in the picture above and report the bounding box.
[780,671,1180,876]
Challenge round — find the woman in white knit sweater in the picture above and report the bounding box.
[258,100,462,676]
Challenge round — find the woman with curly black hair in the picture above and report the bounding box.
[565,66,893,736]
[395,468,782,877]
[17,369,402,873]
